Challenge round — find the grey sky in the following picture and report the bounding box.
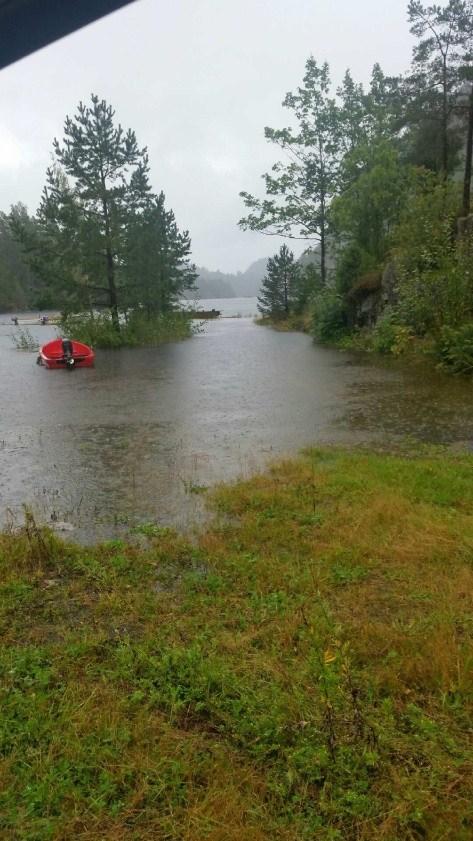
[0,0,414,272]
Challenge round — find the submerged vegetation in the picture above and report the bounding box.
[60,310,196,349]
[10,326,38,352]
[1,447,472,840]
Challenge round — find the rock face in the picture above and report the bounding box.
[347,263,398,327]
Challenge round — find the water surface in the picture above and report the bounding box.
[1,299,472,541]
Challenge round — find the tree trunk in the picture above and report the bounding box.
[441,57,449,176]
[101,188,120,331]
[99,170,120,331]
[106,244,120,330]
[319,140,327,286]
[284,270,288,315]
[320,211,326,286]
[462,84,473,218]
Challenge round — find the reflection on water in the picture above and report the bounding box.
[1,299,473,542]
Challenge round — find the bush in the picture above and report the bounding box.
[60,310,195,349]
[370,311,413,355]
[311,290,347,342]
[392,175,473,334]
[435,323,473,374]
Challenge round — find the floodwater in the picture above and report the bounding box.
[1,298,473,542]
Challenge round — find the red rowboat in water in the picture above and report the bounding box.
[37,338,95,370]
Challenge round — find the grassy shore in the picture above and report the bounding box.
[255,314,311,332]
[1,448,472,840]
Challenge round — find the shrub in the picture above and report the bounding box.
[60,310,195,349]
[61,313,124,348]
[370,311,413,355]
[371,313,397,353]
[435,323,473,374]
[312,290,347,342]
[392,175,473,335]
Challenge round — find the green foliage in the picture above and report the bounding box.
[257,244,300,318]
[370,311,399,353]
[332,168,473,366]
[393,176,472,334]
[60,310,195,349]
[289,262,321,316]
[240,58,342,284]
[332,141,413,262]
[369,310,414,355]
[35,96,151,325]
[0,207,41,311]
[12,95,195,328]
[334,243,376,296]
[241,7,473,362]
[311,289,347,341]
[124,191,196,313]
[405,0,473,174]
[435,322,473,372]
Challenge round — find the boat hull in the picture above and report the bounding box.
[39,339,95,370]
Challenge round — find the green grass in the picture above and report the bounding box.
[256,313,311,333]
[1,448,472,839]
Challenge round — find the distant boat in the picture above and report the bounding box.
[37,338,95,370]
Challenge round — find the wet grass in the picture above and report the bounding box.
[1,447,472,840]
[256,314,311,332]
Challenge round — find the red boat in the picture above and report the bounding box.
[37,338,95,370]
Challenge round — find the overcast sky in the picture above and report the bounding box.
[0,0,415,272]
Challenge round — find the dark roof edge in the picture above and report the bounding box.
[0,0,137,70]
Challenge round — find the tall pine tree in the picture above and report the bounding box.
[257,245,300,318]
[124,192,196,314]
[37,95,151,328]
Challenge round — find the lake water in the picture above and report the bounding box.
[1,299,473,542]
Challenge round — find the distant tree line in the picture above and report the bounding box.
[5,95,195,327]
[0,206,43,311]
[244,1,473,371]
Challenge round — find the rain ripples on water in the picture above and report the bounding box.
[1,299,473,542]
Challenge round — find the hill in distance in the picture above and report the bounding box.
[193,257,269,299]
[193,247,328,300]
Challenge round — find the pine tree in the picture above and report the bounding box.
[257,245,300,318]
[36,94,151,328]
[125,192,196,314]
[0,206,41,310]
